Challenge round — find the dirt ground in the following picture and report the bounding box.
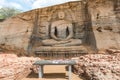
[22,65,84,80]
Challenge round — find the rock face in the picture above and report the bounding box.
[75,50,120,80]
[0,12,34,52]
[0,53,40,80]
[88,0,120,50]
[0,0,120,54]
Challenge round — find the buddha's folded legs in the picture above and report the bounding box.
[53,39,82,46]
[42,39,82,46]
[64,39,82,46]
[42,39,69,46]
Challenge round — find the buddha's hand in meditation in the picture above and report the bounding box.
[60,39,71,42]
[55,38,69,41]
[57,39,71,44]
[55,38,63,41]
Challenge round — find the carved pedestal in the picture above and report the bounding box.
[35,46,88,59]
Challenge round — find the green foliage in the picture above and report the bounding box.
[0,7,22,19]
[0,14,4,19]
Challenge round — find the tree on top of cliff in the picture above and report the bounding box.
[0,7,22,19]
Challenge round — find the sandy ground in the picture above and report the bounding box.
[22,65,84,80]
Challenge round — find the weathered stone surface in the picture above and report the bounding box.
[88,0,120,50]
[74,50,120,80]
[0,1,93,54]
[0,0,120,54]
[0,15,33,51]
[0,53,40,80]
[106,49,120,54]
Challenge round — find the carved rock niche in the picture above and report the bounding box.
[33,2,96,59]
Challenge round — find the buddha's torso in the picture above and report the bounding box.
[52,20,72,39]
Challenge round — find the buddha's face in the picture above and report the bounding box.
[58,11,65,19]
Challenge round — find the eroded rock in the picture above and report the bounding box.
[74,50,120,80]
[0,53,40,80]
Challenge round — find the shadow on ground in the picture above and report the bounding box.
[27,72,68,79]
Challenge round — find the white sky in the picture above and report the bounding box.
[32,0,80,9]
[0,0,80,11]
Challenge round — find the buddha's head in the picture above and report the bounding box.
[58,11,65,19]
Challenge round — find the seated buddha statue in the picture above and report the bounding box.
[42,11,82,46]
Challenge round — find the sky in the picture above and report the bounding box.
[0,0,79,11]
